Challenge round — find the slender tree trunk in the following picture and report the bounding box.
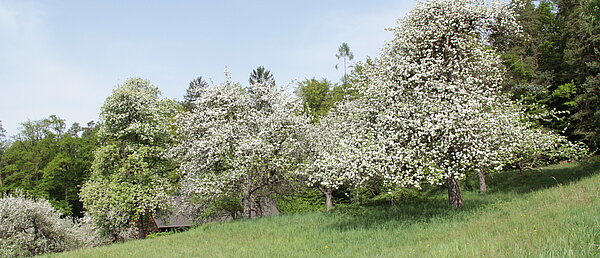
[0,157,3,186]
[318,186,334,211]
[518,161,523,173]
[137,213,146,239]
[325,189,334,211]
[343,58,347,86]
[243,191,258,219]
[478,170,487,194]
[447,177,464,208]
[353,188,360,203]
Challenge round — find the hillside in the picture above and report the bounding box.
[51,158,600,257]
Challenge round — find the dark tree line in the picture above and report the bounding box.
[495,0,600,151]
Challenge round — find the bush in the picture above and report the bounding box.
[0,193,106,257]
[145,229,184,239]
[276,188,325,214]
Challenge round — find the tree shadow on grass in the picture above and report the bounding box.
[327,156,600,231]
[484,156,600,194]
[325,195,495,231]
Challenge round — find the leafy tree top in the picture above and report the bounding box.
[305,0,587,193]
[98,78,175,146]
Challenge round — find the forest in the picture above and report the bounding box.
[0,0,598,256]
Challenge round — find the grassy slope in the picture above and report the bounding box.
[52,158,600,257]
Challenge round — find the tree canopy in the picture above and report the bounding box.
[80,78,176,240]
[172,75,309,219]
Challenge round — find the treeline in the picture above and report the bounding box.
[0,117,97,216]
[497,0,599,150]
[0,0,597,254]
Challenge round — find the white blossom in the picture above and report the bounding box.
[305,0,587,193]
[171,75,310,218]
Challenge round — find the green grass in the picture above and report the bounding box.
[50,157,600,257]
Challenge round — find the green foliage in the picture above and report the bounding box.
[196,193,243,222]
[54,159,600,257]
[145,229,183,240]
[295,78,334,119]
[276,188,325,214]
[501,53,533,84]
[551,81,577,106]
[0,116,97,216]
[295,78,357,121]
[570,0,600,150]
[497,0,600,150]
[80,78,176,241]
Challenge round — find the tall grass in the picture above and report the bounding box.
[50,157,600,257]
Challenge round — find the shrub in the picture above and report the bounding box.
[276,188,325,214]
[145,229,184,239]
[0,193,106,257]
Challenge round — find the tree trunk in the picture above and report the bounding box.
[137,213,146,239]
[518,162,523,173]
[243,192,258,219]
[447,177,464,208]
[478,170,487,194]
[325,189,333,211]
[318,186,334,211]
[353,188,360,204]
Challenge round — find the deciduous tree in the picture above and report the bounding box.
[0,116,98,216]
[326,0,587,207]
[172,74,309,219]
[80,78,176,240]
[295,78,334,119]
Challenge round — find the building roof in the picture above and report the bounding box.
[153,197,192,229]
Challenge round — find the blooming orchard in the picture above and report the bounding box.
[297,99,372,210]
[301,0,588,207]
[171,75,310,218]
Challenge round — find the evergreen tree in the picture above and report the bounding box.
[249,66,275,86]
[182,76,209,111]
[558,0,600,150]
[496,0,599,150]
[335,43,354,86]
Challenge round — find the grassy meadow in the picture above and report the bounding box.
[50,157,600,257]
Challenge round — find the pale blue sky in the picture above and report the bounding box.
[0,0,415,136]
